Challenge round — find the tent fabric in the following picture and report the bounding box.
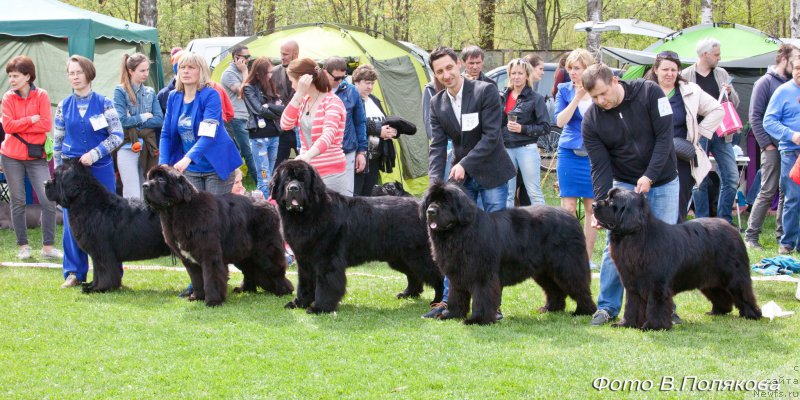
[0,0,164,89]
[214,23,432,193]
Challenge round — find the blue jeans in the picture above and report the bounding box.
[693,135,738,223]
[506,144,545,208]
[597,177,679,317]
[780,151,800,249]
[250,137,279,198]
[228,118,258,186]
[440,177,508,304]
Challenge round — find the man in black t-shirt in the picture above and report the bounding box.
[681,38,740,224]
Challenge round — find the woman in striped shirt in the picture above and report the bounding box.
[280,58,348,194]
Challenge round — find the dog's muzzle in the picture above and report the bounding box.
[284,181,304,212]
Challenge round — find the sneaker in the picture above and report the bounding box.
[745,241,763,250]
[590,309,613,326]
[60,273,81,289]
[178,284,193,298]
[17,246,31,260]
[778,246,794,255]
[496,308,504,321]
[672,313,684,325]
[40,248,64,259]
[421,302,447,319]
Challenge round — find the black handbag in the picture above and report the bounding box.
[12,134,44,159]
[673,137,696,162]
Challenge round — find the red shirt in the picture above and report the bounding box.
[1,86,52,160]
[210,81,235,123]
[505,93,517,115]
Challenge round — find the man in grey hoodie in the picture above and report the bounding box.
[745,44,799,249]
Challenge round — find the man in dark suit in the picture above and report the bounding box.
[423,46,516,320]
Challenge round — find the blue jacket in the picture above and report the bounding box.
[554,82,585,149]
[156,78,176,115]
[159,86,242,180]
[764,80,800,152]
[335,80,367,154]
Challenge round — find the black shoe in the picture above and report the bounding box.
[496,309,503,321]
[178,284,193,298]
[672,313,684,325]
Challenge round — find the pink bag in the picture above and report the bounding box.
[715,91,742,137]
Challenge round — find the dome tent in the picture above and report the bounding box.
[0,0,164,111]
[211,22,431,194]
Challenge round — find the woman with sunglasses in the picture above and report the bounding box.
[554,48,597,266]
[502,58,550,207]
[645,51,723,222]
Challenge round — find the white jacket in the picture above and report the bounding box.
[676,81,724,184]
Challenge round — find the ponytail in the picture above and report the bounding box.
[288,58,331,94]
[119,52,150,105]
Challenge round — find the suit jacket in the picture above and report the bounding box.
[428,79,515,189]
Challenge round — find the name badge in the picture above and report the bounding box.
[657,97,673,117]
[89,114,109,131]
[462,113,479,131]
[198,120,218,138]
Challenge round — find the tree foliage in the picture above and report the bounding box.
[66,0,795,53]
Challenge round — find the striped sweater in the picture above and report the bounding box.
[281,92,347,177]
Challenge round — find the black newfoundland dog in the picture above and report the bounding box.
[593,188,761,330]
[270,160,444,314]
[143,165,293,306]
[422,181,596,325]
[44,158,171,293]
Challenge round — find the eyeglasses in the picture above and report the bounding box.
[236,54,251,60]
[656,51,680,60]
[68,71,85,77]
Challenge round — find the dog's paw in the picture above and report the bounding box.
[611,319,637,329]
[464,317,495,326]
[204,299,224,307]
[396,291,421,299]
[305,306,334,314]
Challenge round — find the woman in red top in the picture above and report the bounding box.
[280,58,348,194]
[1,56,61,260]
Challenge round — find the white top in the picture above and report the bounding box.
[578,98,593,116]
[446,83,464,126]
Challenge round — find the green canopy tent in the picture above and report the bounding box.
[0,0,164,112]
[604,23,781,120]
[211,23,431,194]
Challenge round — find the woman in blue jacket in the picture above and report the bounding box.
[54,55,124,288]
[554,48,598,266]
[113,52,164,199]
[159,52,241,194]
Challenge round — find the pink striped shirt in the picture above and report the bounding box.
[281,92,347,177]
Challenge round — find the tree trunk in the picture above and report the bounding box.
[478,0,496,50]
[792,0,800,38]
[139,0,157,27]
[701,0,713,24]
[586,0,601,55]
[266,0,276,34]
[534,0,549,50]
[681,0,692,28]
[235,0,254,36]
[226,0,236,36]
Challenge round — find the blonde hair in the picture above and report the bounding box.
[566,48,595,70]
[505,59,534,88]
[175,52,211,92]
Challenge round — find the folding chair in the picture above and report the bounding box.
[0,172,8,203]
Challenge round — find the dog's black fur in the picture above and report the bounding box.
[44,158,170,293]
[270,160,444,314]
[371,182,411,197]
[143,165,293,306]
[593,188,761,330]
[422,181,596,325]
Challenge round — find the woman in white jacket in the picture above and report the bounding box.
[646,50,724,222]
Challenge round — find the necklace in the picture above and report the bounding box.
[305,94,321,116]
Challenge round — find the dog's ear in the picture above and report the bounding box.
[420,185,435,220]
[305,163,327,204]
[269,166,283,201]
[178,174,197,203]
[615,191,647,233]
[451,185,477,226]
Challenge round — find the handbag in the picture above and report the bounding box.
[673,137,696,162]
[715,91,742,137]
[790,155,800,186]
[12,134,44,159]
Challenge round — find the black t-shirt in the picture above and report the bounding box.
[695,70,720,124]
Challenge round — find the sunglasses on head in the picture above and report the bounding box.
[657,51,679,60]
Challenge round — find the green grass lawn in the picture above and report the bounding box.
[1,174,799,399]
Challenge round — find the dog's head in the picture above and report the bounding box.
[420,180,477,232]
[371,182,411,197]
[592,188,650,234]
[45,158,95,208]
[270,160,327,213]
[142,165,198,210]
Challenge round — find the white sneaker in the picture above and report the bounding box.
[40,248,64,259]
[795,280,800,302]
[17,246,31,260]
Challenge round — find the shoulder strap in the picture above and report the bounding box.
[12,133,31,145]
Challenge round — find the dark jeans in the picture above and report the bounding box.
[677,160,694,223]
[276,129,299,167]
[354,158,381,196]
